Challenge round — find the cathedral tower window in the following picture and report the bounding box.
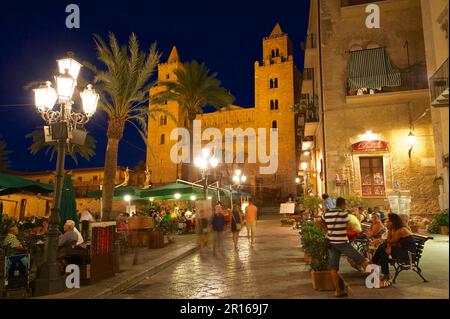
[160,134,165,145]
[272,120,277,129]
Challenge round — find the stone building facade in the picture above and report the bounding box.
[302,0,440,215]
[147,24,301,201]
[420,0,449,210]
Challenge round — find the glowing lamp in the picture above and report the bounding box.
[57,57,82,80]
[34,81,57,111]
[80,84,99,116]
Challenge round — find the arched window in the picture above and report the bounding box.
[275,49,279,57]
[274,100,279,110]
[272,121,277,129]
[160,134,165,145]
[269,79,274,88]
[160,116,164,125]
[274,78,278,88]
[270,100,274,110]
[163,115,167,125]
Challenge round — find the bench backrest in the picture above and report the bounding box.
[411,234,433,264]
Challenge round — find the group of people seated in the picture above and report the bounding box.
[2,218,86,273]
[320,196,417,296]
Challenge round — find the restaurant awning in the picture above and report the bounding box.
[0,172,53,196]
[348,47,401,91]
[140,182,234,201]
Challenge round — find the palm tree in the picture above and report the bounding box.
[0,134,12,171]
[151,60,234,180]
[26,127,96,165]
[85,32,164,221]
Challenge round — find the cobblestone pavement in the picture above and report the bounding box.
[109,216,336,299]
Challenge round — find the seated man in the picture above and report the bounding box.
[2,226,27,253]
[58,220,79,252]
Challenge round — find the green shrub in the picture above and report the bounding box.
[428,209,449,234]
[300,221,329,271]
[297,196,324,215]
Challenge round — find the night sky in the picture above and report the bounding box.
[0,0,310,173]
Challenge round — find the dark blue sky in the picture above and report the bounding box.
[0,0,310,172]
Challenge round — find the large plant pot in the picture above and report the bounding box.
[311,270,335,291]
[149,230,165,249]
[439,226,449,235]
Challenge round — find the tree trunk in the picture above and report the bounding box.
[102,117,125,221]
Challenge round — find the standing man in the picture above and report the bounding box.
[322,193,336,212]
[80,208,95,241]
[211,203,226,256]
[323,197,369,297]
[245,198,258,245]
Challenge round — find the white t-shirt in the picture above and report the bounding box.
[80,210,95,222]
[73,227,84,245]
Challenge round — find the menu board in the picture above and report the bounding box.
[280,202,295,214]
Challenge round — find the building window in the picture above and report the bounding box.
[270,78,278,89]
[272,120,277,130]
[303,68,314,80]
[160,134,165,145]
[360,157,385,197]
[164,101,168,105]
[270,100,278,110]
[271,49,280,58]
[160,115,167,125]
[166,74,170,79]
[78,177,82,182]
[93,176,98,182]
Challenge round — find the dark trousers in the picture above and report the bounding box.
[372,242,411,276]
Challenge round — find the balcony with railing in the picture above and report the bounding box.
[346,63,429,104]
[430,58,449,107]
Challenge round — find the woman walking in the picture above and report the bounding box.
[231,204,243,250]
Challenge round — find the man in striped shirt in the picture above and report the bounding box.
[324,197,369,297]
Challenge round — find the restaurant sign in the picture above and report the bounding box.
[352,140,388,152]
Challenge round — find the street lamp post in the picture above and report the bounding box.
[232,169,247,205]
[32,57,98,296]
[194,148,219,200]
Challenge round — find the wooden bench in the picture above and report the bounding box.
[389,233,433,283]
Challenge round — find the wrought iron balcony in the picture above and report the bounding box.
[430,58,449,107]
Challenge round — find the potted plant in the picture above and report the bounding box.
[297,196,323,216]
[300,221,334,291]
[280,217,295,226]
[433,176,444,186]
[427,209,449,235]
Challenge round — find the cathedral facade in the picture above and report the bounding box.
[147,24,301,201]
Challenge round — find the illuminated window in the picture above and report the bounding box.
[360,157,385,196]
